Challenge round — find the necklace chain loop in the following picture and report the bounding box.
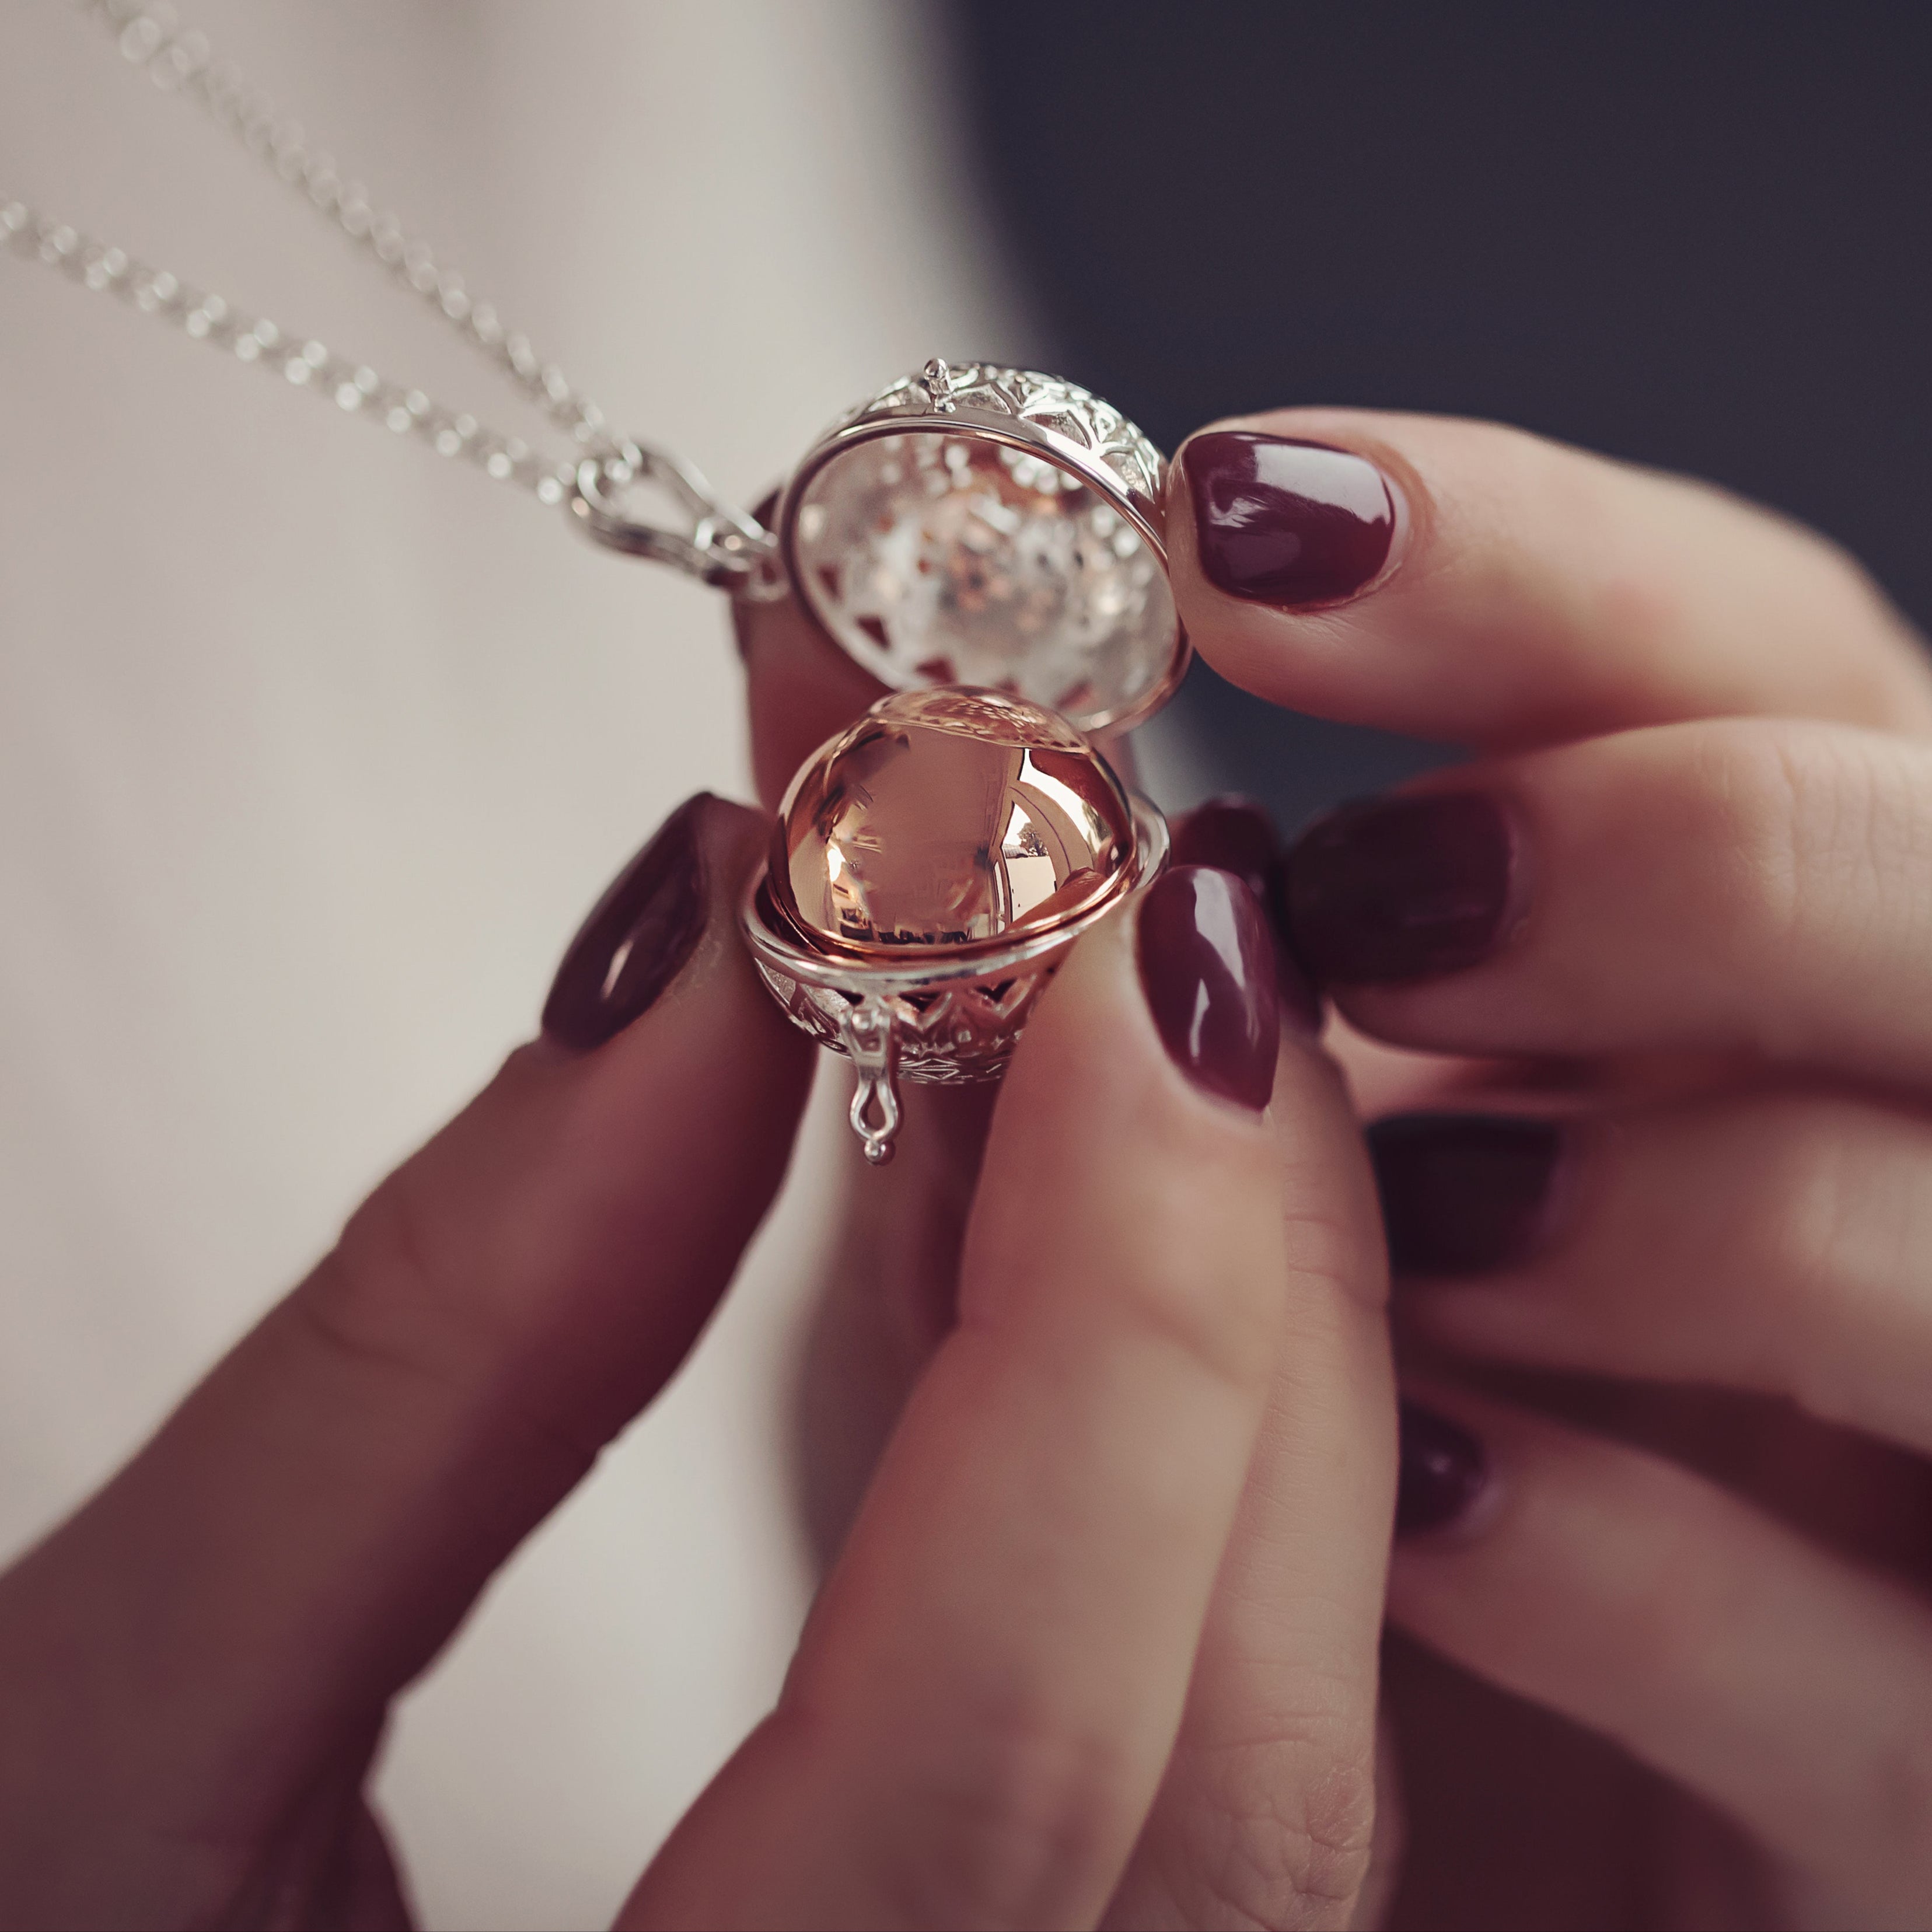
[86,0,620,462]
[569,443,784,595]
[1,1,775,584]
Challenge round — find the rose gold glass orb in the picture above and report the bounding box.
[770,688,1134,958]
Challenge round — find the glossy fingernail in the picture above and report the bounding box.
[1396,1402,1489,1536]
[1173,799,1323,1033]
[1137,864,1281,1110]
[1283,792,1518,984]
[542,794,712,1052]
[1370,1114,1564,1277]
[1172,796,1277,904]
[1181,431,1398,607]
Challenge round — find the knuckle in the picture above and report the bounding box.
[1674,724,1932,1030]
[1174,1735,1379,1931]
[1685,723,1837,944]
[294,1173,598,1480]
[1279,1198,1382,1320]
[1742,1099,1930,1427]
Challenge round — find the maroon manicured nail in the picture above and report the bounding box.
[1396,1402,1489,1536]
[1181,432,1398,608]
[1137,864,1281,1110]
[542,794,713,1052]
[1369,1114,1565,1277]
[1173,799,1323,1033]
[1172,796,1277,904]
[1282,792,1518,984]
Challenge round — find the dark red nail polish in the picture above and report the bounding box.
[1181,432,1397,608]
[1137,864,1281,1110]
[1172,799,1322,1034]
[1283,792,1517,984]
[1172,796,1277,903]
[542,795,712,1052]
[1369,1114,1564,1277]
[1396,1402,1488,1536]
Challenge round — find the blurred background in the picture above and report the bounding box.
[953,0,1932,823]
[2,4,1928,1928]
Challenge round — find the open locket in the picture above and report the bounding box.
[742,361,1189,1165]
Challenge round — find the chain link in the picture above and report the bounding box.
[83,0,620,466]
[1,0,783,588]
[1,195,577,502]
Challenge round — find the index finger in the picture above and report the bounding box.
[0,798,813,1917]
[1166,408,1932,751]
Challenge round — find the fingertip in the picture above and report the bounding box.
[1136,863,1283,1112]
[1276,785,1526,990]
[540,791,778,1056]
[1163,410,1432,725]
[696,788,777,882]
[1173,422,1412,612]
[733,589,887,809]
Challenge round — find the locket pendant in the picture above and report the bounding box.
[15,25,1181,1168]
[740,361,1187,1166]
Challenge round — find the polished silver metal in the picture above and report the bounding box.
[742,793,1169,1165]
[568,442,784,596]
[787,361,1169,576]
[777,360,1189,733]
[837,1001,903,1168]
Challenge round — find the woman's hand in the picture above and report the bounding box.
[0,794,814,1928]
[629,846,1396,1929]
[1165,408,1932,1926]
[0,752,1399,1926]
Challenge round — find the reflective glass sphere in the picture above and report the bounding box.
[770,688,1134,958]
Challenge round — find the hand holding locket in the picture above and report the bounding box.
[10,14,1190,1165]
[733,359,1186,1163]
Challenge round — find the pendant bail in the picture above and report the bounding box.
[568,437,784,596]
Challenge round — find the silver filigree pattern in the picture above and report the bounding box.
[780,360,1188,734]
[753,965,1057,1082]
[741,794,1168,1164]
[828,362,1167,518]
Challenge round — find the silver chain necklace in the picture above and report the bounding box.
[5,0,1194,1164]
[3,0,780,592]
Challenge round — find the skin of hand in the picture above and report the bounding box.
[0,613,1399,1927]
[1161,407,1932,1929]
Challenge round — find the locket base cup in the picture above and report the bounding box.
[741,793,1169,1165]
